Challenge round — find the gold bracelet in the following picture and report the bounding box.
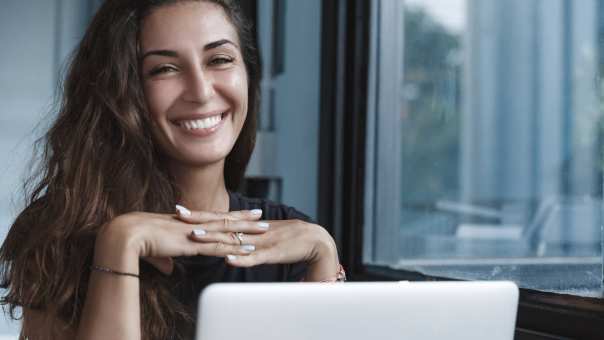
[90,265,139,278]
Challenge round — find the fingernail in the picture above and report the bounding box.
[176,204,191,217]
[227,254,237,261]
[250,209,262,216]
[241,244,255,252]
[257,222,270,229]
[192,228,206,236]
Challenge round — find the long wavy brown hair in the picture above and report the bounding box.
[0,0,260,339]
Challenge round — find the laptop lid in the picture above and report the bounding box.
[196,281,518,340]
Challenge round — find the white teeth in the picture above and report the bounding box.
[179,114,224,131]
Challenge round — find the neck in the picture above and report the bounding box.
[170,160,230,213]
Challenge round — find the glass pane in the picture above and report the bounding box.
[369,0,604,296]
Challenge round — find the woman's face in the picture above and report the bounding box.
[140,1,248,167]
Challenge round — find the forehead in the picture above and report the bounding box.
[140,1,239,51]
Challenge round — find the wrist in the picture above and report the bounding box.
[94,220,141,275]
[305,231,340,281]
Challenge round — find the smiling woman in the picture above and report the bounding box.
[0,1,342,340]
[141,3,249,168]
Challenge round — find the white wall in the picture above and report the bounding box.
[0,0,93,336]
[249,0,322,220]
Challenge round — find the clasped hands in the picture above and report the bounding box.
[96,205,340,281]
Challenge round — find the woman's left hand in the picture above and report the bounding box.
[175,211,340,281]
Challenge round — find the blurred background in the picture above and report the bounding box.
[366,0,603,291]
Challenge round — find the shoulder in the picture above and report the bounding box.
[228,191,313,223]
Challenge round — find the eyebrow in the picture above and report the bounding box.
[141,39,238,61]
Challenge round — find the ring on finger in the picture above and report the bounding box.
[235,232,244,245]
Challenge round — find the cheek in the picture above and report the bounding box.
[144,82,177,120]
[217,69,248,109]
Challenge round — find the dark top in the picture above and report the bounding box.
[167,191,310,326]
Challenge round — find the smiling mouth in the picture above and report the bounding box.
[175,112,228,131]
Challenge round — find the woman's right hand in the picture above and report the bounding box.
[93,208,268,275]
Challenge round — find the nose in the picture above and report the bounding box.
[182,65,215,104]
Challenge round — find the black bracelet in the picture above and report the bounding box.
[90,265,140,278]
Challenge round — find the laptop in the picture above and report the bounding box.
[196,281,518,340]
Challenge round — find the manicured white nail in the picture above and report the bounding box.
[250,209,263,216]
[257,222,270,229]
[175,204,191,216]
[227,254,237,261]
[241,244,255,252]
[192,229,206,236]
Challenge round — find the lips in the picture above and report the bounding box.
[177,112,224,130]
[172,111,229,137]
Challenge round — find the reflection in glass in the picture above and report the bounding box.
[399,0,603,265]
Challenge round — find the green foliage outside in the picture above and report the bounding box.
[401,7,462,205]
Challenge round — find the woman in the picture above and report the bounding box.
[0,1,342,339]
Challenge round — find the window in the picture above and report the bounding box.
[317,0,604,337]
[364,0,603,297]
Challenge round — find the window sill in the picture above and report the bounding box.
[390,260,602,298]
[354,264,604,339]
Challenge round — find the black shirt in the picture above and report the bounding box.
[169,191,310,318]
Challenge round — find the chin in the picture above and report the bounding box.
[175,147,233,167]
[154,128,240,168]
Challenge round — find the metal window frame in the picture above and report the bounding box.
[318,0,604,339]
[364,0,403,265]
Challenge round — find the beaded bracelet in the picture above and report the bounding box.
[90,265,140,278]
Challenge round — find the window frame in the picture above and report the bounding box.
[317,0,604,339]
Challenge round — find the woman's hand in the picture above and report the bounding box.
[176,210,341,281]
[94,208,268,275]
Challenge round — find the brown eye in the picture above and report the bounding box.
[209,56,234,66]
[148,65,177,76]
